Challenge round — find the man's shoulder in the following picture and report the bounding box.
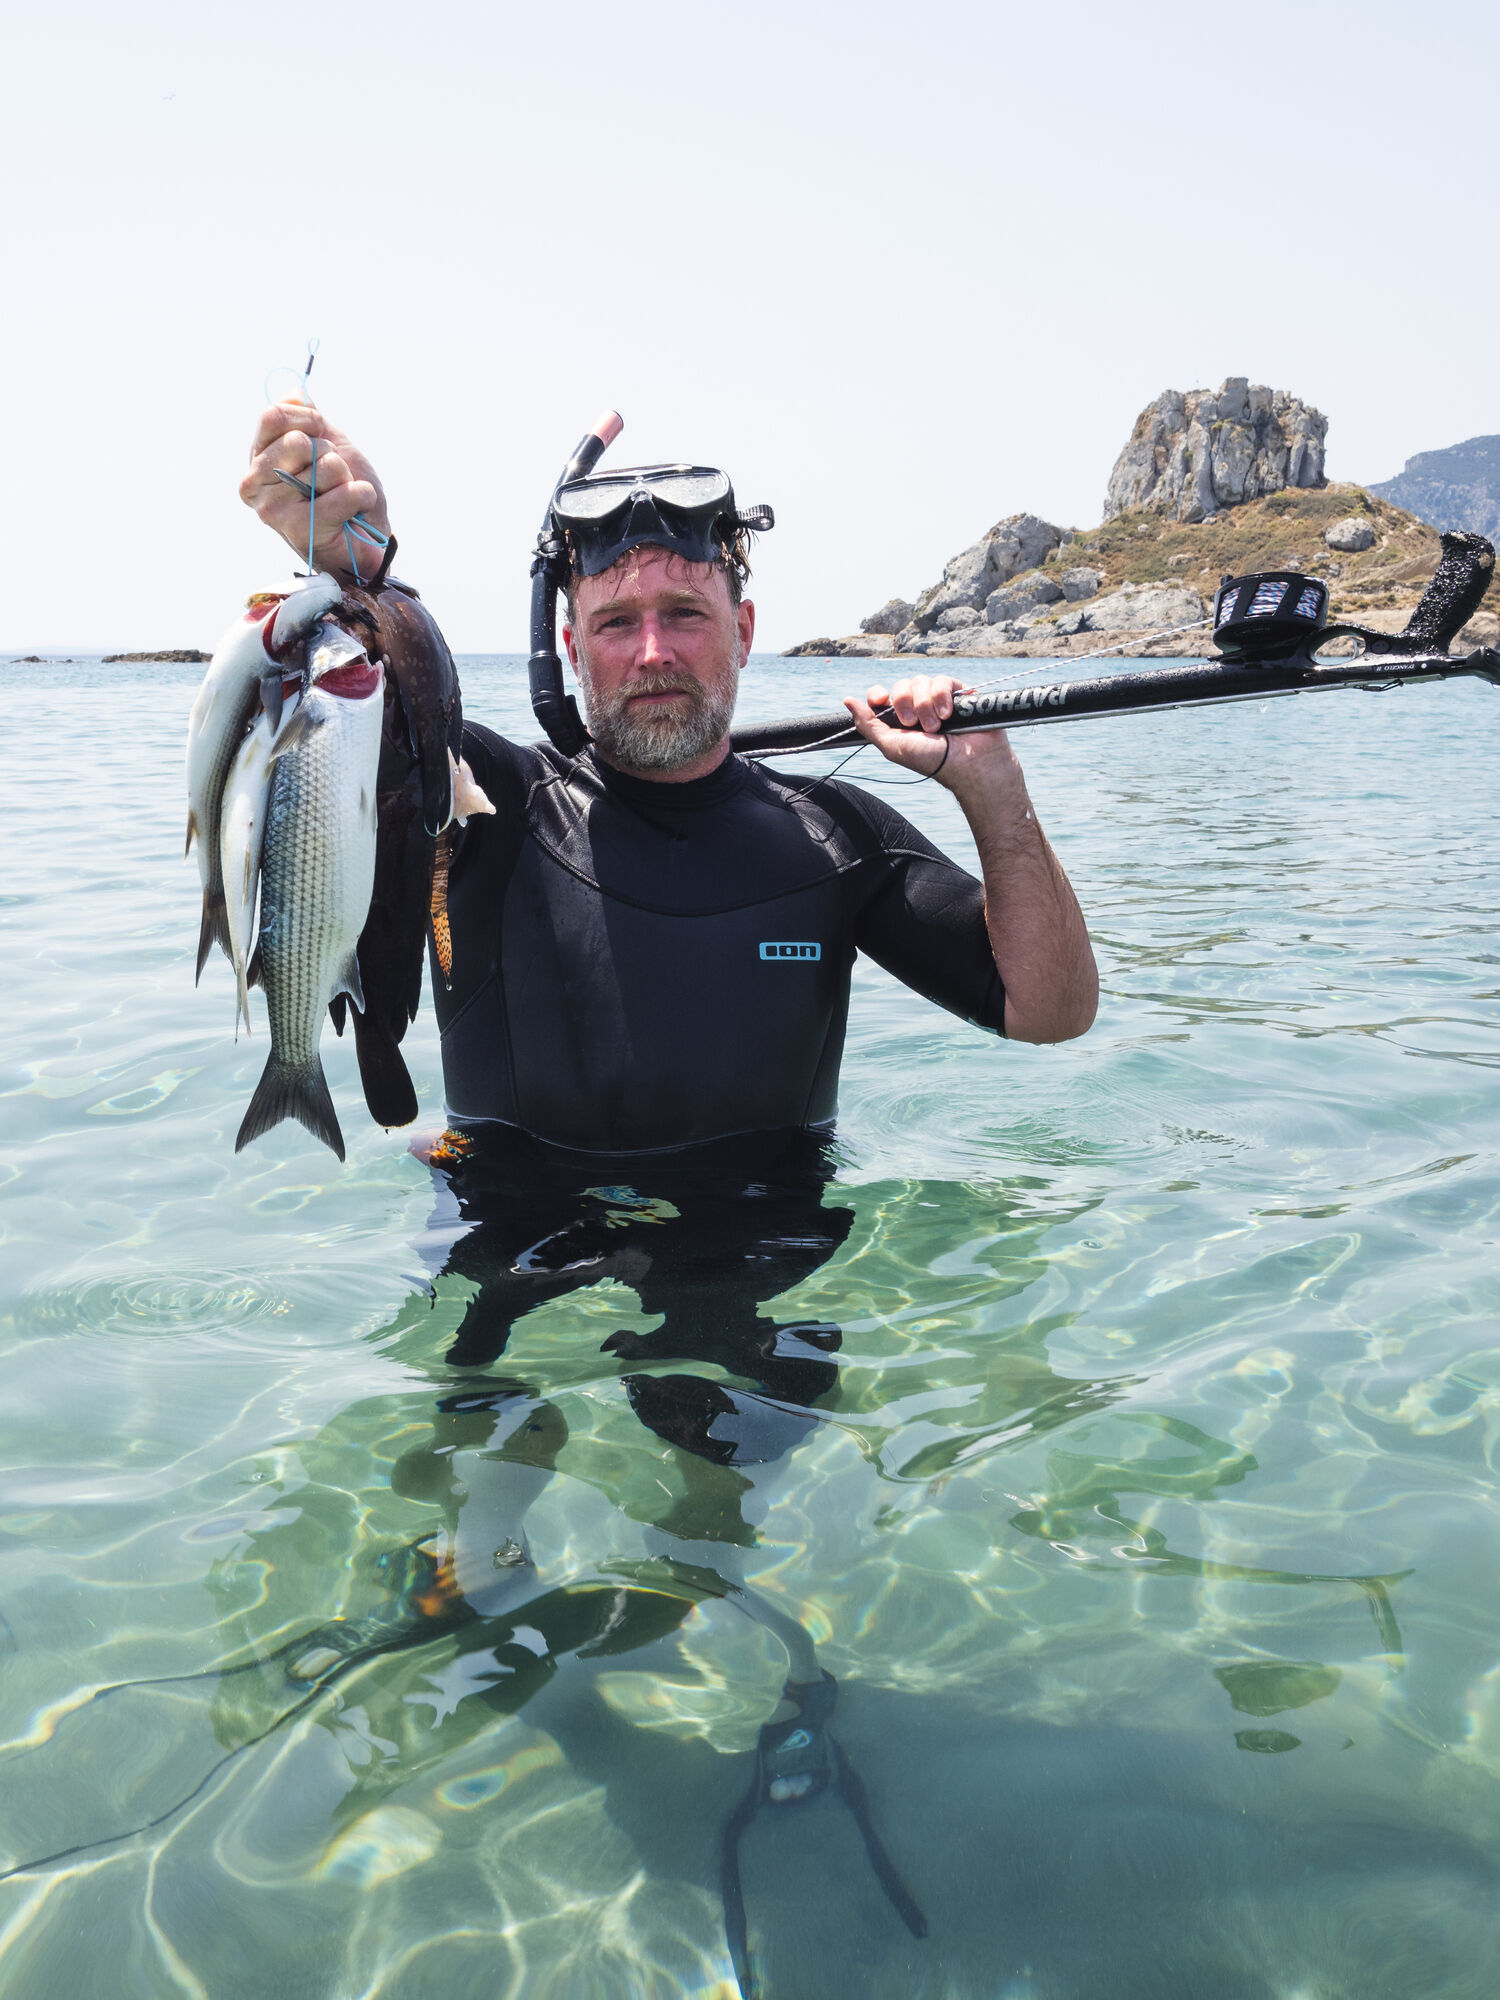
[461,721,568,792]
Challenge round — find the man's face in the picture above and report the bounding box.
[563,545,756,774]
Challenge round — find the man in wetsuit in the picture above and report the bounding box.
[241,402,1098,1149]
[239,402,1097,1479]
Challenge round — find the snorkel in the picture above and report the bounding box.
[528,413,775,754]
[529,410,624,756]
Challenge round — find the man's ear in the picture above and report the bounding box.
[562,622,580,677]
[736,597,755,662]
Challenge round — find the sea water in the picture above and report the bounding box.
[3,652,1500,1998]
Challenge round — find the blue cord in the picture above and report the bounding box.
[272,342,390,583]
[306,434,318,574]
[342,512,390,586]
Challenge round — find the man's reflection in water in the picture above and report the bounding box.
[418,1127,853,1547]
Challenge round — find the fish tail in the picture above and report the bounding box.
[351,1008,419,1129]
[195,888,231,984]
[235,1052,345,1160]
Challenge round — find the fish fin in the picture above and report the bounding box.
[335,950,366,1016]
[329,992,348,1038]
[268,705,322,760]
[234,964,254,1038]
[259,672,284,734]
[235,1053,345,1161]
[185,809,198,858]
[195,888,231,983]
[247,941,263,990]
[449,749,495,824]
[350,1009,419,1129]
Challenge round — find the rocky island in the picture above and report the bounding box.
[101,649,211,663]
[789,378,1500,660]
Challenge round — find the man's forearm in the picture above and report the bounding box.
[946,749,1098,1044]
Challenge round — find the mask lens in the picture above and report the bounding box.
[643,469,731,510]
[554,465,731,525]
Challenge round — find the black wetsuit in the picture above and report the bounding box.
[435,728,1006,1153]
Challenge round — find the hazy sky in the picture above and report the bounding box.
[5,0,1497,652]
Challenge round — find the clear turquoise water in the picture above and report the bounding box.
[4,652,1500,1998]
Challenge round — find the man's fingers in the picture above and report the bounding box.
[248,401,341,458]
[844,692,884,739]
[880,675,951,732]
[255,436,353,491]
[242,442,369,514]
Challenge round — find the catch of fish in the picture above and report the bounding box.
[185,572,491,1159]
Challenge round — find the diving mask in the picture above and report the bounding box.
[552,463,774,579]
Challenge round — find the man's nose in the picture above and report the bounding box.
[636,618,673,668]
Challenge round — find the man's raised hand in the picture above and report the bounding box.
[240,403,391,582]
[844,673,1013,786]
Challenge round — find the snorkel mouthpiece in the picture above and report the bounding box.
[566,410,625,486]
[592,409,625,453]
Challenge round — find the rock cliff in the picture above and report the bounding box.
[1370,435,1500,544]
[1103,378,1327,524]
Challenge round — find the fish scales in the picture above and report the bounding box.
[236,652,382,1159]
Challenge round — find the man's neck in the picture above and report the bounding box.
[592,735,734,785]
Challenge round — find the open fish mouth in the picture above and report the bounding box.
[317,657,384,700]
[308,624,381,701]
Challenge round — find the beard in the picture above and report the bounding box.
[579,649,741,772]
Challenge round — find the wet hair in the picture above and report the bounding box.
[564,527,753,624]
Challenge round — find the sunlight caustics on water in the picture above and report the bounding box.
[3,652,1500,1998]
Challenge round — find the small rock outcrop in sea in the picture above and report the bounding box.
[102,648,212,663]
[1104,378,1327,524]
[1370,435,1500,543]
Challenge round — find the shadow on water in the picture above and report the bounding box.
[7,1132,1500,1996]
